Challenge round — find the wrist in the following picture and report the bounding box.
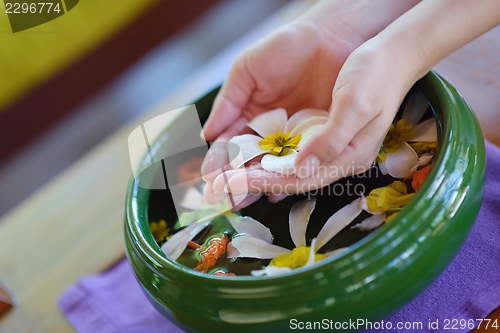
[368,34,426,94]
[298,0,421,49]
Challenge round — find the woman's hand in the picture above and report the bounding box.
[201,0,422,206]
[201,19,362,207]
[209,39,412,198]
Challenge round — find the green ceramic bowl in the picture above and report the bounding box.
[125,71,485,333]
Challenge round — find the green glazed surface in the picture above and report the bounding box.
[125,71,485,333]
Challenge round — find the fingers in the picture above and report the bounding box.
[211,167,338,196]
[209,113,390,199]
[294,88,373,179]
[201,116,249,183]
[202,53,256,142]
[230,193,263,211]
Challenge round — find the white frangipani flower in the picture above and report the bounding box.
[227,197,362,276]
[228,108,329,176]
[377,91,437,178]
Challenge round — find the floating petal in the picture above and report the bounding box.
[227,215,274,243]
[289,199,316,247]
[356,213,386,231]
[411,154,433,172]
[161,221,210,261]
[363,181,414,214]
[315,198,362,250]
[231,235,290,259]
[411,118,437,142]
[378,142,419,178]
[225,241,240,258]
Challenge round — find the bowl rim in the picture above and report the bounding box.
[125,70,485,284]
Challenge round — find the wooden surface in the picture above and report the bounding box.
[0,1,498,332]
[0,1,315,332]
[435,25,500,147]
[0,0,221,165]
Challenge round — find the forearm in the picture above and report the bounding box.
[374,0,500,87]
[299,0,422,47]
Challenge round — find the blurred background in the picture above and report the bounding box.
[1,0,499,220]
[0,0,292,218]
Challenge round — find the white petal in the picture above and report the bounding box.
[359,196,370,212]
[248,108,288,137]
[161,221,210,261]
[179,187,206,210]
[355,213,386,231]
[315,198,362,250]
[289,199,316,247]
[251,266,292,277]
[177,200,231,227]
[378,160,389,175]
[228,134,266,169]
[226,242,240,258]
[228,215,274,243]
[411,154,433,172]
[401,90,429,126]
[411,118,437,142]
[289,117,329,138]
[261,150,297,175]
[297,124,328,150]
[231,235,290,259]
[284,109,329,133]
[305,238,318,267]
[378,142,419,178]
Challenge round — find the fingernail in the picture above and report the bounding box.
[212,174,227,194]
[203,182,227,205]
[226,170,263,194]
[268,193,288,204]
[295,154,321,179]
[199,129,205,140]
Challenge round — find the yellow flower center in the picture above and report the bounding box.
[377,119,414,162]
[270,246,325,269]
[366,181,415,214]
[259,131,302,156]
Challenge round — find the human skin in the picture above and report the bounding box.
[202,0,500,203]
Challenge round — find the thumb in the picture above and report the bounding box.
[202,53,255,142]
[294,99,371,179]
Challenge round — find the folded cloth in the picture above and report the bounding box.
[58,141,500,333]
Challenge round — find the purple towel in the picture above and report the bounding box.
[58,141,500,333]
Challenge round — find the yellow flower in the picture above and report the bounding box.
[364,181,415,214]
[150,220,171,242]
[258,131,301,156]
[229,198,362,276]
[375,91,437,178]
[377,119,414,162]
[356,182,413,232]
[270,246,325,269]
